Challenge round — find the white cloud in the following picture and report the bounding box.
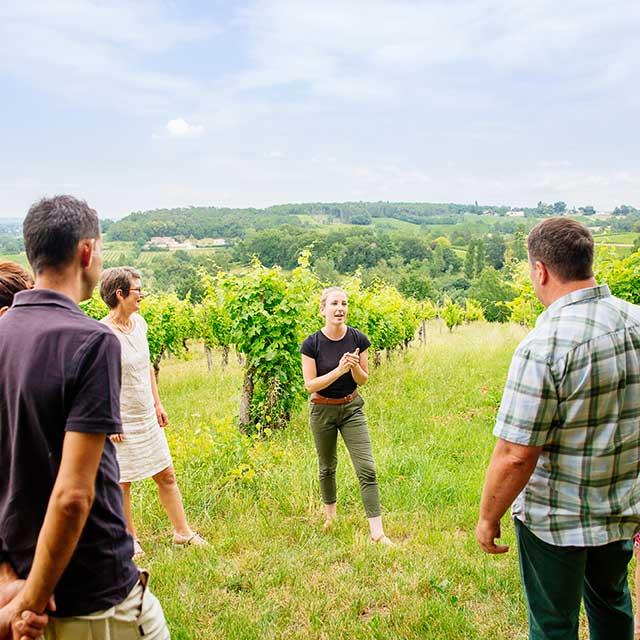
[0,1,217,114]
[532,169,636,193]
[2,1,640,215]
[539,161,574,169]
[233,0,640,103]
[165,118,205,138]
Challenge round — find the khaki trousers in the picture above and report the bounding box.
[43,575,170,640]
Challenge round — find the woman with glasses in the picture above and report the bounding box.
[100,267,206,556]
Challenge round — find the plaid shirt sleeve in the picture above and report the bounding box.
[493,346,558,447]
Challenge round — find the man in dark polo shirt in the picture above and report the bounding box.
[0,196,169,639]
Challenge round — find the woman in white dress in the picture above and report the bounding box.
[100,267,206,556]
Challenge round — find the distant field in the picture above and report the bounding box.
[103,250,135,263]
[595,246,633,259]
[593,232,638,245]
[136,252,167,266]
[295,214,331,225]
[104,241,138,252]
[371,217,423,232]
[0,253,30,268]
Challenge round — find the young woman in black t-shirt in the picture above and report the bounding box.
[300,286,392,545]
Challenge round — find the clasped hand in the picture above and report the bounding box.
[338,348,360,374]
[0,581,54,640]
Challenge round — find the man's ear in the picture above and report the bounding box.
[536,260,549,286]
[79,239,95,268]
[0,306,9,317]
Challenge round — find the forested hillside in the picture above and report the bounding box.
[2,201,640,327]
[106,201,514,242]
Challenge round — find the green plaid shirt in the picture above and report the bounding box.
[495,285,640,546]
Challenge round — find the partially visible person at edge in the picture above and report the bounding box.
[0,196,170,640]
[100,267,207,556]
[635,535,640,638]
[0,261,34,315]
[476,217,640,640]
[0,261,43,639]
[300,286,392,545]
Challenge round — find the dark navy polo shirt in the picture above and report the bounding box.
[0,289,138,616]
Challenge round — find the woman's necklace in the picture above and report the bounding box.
[109,313,135,334]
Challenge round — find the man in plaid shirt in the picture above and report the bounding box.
[477,218,640,640]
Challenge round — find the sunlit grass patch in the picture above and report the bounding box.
[130,322,544,638]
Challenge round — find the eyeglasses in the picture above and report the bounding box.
[118,287,144,298]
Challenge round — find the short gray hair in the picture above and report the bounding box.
[99,266,141,309]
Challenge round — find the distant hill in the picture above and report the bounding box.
[106,201,514,242]
[0,219,21,234]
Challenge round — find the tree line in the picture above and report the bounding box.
[81,254,486,433]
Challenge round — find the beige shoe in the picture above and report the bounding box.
[173,532,209,548]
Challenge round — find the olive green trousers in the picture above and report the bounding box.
[309,395,381,518]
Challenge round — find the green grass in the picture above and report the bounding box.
[0,252,30,267]
[593,232,638,246]
[370,217,423,232]
[129,322,543,639]
[295,214,332,225]
[104,241,138,252]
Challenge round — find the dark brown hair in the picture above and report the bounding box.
[527,218,594,282]
[0,261,34,308]
[99,266,141,309]
[23,195,101,274]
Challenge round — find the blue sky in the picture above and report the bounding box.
[1,0,639,219]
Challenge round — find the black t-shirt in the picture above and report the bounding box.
[0,289,138,616]
[300,326,371,398]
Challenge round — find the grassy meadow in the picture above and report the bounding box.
[128,321,547,639]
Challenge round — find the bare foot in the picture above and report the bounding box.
[173,532,209,547]
[371,534,395,547]
[322,519,335,532]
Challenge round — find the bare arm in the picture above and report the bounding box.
[149,365,168,427]
[0,565,16,589]
[301,354,353,394]
[0,562,52,640]
[15,432,106,611]
[350,349,368,386]
[476,438,542,554]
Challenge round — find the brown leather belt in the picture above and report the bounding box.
[310,390,358,405]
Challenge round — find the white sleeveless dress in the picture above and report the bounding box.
[102,313,172,482]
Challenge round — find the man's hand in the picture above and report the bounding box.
[0,580,56,633]
[0,583,55,613]
[109,433,124,443]
[0,582,22,609]
[476,518,509,554]
[155,404,169,428]
[0,598,50,640]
